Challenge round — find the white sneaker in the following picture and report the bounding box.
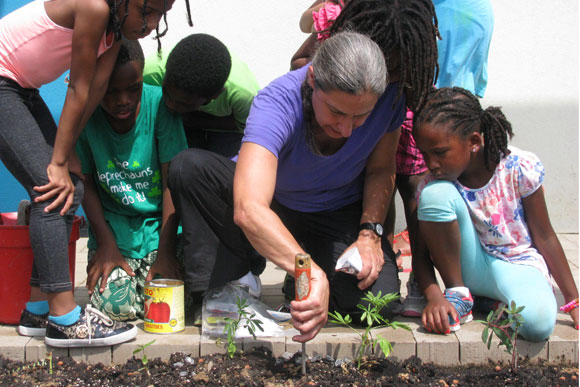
[229,271,262,299]
[402,276,427,317]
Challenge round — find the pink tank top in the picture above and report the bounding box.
[0,0,113,89]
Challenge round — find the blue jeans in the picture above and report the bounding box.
[0,76,83,293]
[418,180,556,341]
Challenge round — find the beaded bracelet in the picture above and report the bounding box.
[559,298,579,313]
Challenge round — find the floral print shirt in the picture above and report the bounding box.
[453,147,549,281]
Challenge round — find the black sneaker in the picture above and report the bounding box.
[45,305,137,347]
[18,309,48,337]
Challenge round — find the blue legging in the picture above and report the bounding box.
[418,180,555,341]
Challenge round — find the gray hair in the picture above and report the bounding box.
[311,31,387,96]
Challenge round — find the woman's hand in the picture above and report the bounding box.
[422,291,457,334]
[343,230,384,290]
[86,242,134,295]
[146,252,183,282]
[291,266,329,343]
[33,163,76,215]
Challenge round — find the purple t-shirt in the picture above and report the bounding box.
[242,65,406,212]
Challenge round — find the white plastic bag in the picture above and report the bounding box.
[201,284,296,340]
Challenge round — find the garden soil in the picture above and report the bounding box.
[0,348,577,386]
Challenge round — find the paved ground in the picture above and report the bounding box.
[1,235,578,365]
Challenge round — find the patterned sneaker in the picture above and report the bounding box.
[18,309,48,337]
[45,305,137,347]
[444,288,474,332]
[402,276,427,317]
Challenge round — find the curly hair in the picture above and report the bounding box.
[328,0,439,111]
[413,87,514,170]
[164,34,232,98]
[115,39,144,70]
[107,0,193,52]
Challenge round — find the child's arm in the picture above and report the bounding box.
[290,34,318,71]
[415,220,462,334]
[82,175,135,295]
[34,1,120,215]
[523,187,579,328]
[300,0,326,33]
[147,162,182,281]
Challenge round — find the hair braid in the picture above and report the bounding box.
[414,87,514,170]
[329,0,439,111]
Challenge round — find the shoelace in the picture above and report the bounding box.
[84,305,114,344]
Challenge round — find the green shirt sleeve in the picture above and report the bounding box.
[143,50,169,87]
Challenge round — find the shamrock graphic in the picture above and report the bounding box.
[107,160,115,169]
[148,186,162,198]
[132,161,140,168]
[152,170,161,184]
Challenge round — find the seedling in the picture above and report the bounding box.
[222,296,264,359]
[476,301,525,374]
[328,291,410,368]
[11,352,53,375]
[133,339,156,368]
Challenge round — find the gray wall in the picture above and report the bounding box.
[142,0,579,232]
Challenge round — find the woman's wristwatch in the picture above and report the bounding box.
[359,222,384,237]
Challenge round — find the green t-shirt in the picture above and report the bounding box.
[77,84,188,258]
[143,49,260,132]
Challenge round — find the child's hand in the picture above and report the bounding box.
[86,243,134,294]
[422,293,458,334]
[146,253,182,282]
[33,163,76,215]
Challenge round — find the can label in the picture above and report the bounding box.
[144,279,184,334]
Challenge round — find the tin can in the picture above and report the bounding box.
[144,279,184,334]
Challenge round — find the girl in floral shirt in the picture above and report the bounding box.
[411,87,578,341]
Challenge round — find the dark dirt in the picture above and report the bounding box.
[0,349,577,386]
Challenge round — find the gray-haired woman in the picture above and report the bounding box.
[158,31,405,342]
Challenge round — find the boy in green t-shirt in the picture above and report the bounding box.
[143,33,260,158]
[76,40,188,321]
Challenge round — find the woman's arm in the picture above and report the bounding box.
[350,128,399,290]
[82,175,135,294]
[233,142,329,342]
[147,162,183,281]
[523,187,579,327]
[34,1,119,215]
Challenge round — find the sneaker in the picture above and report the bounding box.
[18,309,48,337]
[444,288,474,332]
[229,271,262,299]
[45,305,137,347]
[402,276,427,317]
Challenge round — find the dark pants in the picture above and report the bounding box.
[0,77,83,293]
[185,129,244,159]
[168,149,402,318]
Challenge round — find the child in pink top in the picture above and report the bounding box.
[0,0,186,348]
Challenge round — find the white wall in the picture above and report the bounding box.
[143,0,579,232]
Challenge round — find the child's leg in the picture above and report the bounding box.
[88,249,146,321]
[0,79,82,314]
[485,259,556,341]
[418,180,486,287]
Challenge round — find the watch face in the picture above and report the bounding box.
[375,223,384,236]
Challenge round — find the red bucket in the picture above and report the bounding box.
[0,213,81,324]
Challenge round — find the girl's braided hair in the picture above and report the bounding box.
[328,0,440,111]
[107,0,193,52]
[414,87,514,171]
